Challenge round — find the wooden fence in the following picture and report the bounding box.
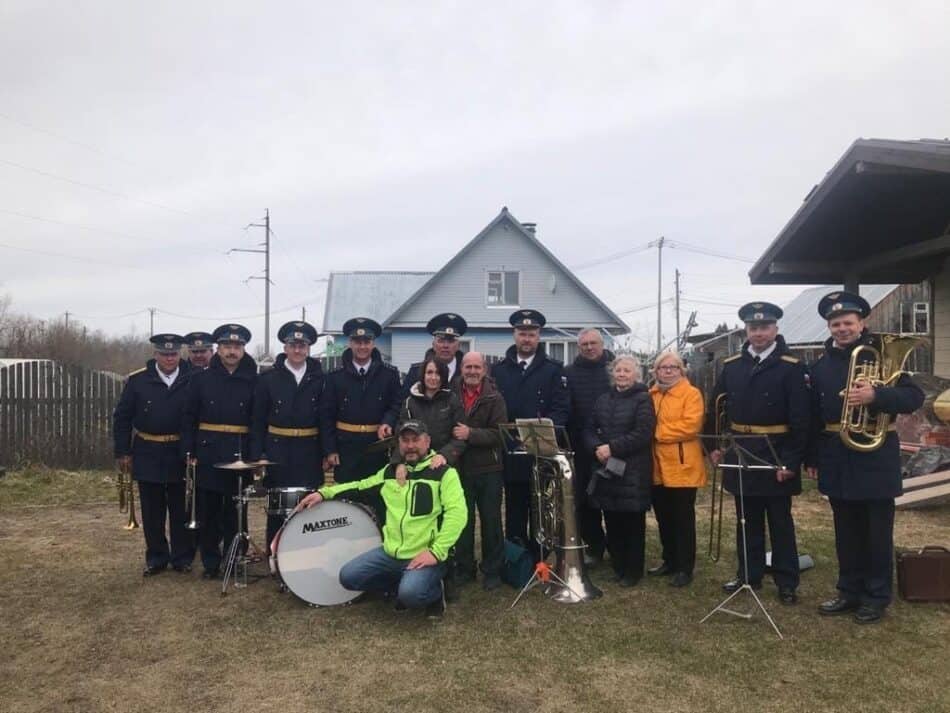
[0,360,124,469]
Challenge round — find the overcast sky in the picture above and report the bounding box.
[2,2,948,355]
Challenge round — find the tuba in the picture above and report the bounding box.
[838,334,922,452]
[516,419,601,603]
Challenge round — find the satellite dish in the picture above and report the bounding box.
[547,274,557,293]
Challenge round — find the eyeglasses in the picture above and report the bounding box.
[657,365,681,371]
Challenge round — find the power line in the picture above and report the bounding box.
[0,156,232,229]
[0,111,140,167]
[572,241,656,271]
[70,308,151,320]
[0,207,163,243]
[667,239,755,263]
[0,240,139,269]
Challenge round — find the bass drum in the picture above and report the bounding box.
[274,499,381,606]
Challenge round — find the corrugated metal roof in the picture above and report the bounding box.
[321,271,435,333]
[778,284,896,345]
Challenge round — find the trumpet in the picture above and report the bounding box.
[708,393,727,562]
[184,454,199,531]
[838,333,922,452]
[117,459,140,531]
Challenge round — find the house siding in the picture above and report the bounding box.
[389,219,620,329]
[934,265,950,377]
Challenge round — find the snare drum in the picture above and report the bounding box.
[274,500,381,606]
[266,487,314,517]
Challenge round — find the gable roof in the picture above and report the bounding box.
[382,207,629,331]
[778,284,897,345]
[321,271,435,334]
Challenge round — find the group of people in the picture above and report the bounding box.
[113,290,922,625]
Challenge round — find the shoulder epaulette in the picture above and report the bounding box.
[127,366,147,378]
[780,355,800,364]
[722,354,742,364]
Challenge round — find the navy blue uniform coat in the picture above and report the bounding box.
[181,352,258,494]
[706,336,810,497]
[250,354,325,489]
[113,360,191,484]
[808,331,924,500]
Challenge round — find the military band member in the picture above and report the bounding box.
[250,320,325,548]
[807,292,924,624]
[183,331,214,370]
[402,313,468,395]
[707,302,809,605]
[181,324,257,579]
[321,318,402,488]
[113,334,192,576]
[491,309,570,548]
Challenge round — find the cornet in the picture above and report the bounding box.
[184,454,200,530]
[117,459,140,531]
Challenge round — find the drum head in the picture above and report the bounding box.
[275,500,381,606]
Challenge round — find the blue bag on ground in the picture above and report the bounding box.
[502,539,534,588]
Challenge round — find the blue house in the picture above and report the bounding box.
[321,208,629,371]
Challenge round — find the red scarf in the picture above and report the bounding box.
[461,382,483,413]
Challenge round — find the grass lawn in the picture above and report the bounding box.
[1,466,948,713]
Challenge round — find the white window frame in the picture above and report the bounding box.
[900,301,930,335]
[485,269,521,308]
[542,339,578,363]
[457,338,474,353]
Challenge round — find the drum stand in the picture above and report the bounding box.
[221,481,267,596]
[699,435,784,640]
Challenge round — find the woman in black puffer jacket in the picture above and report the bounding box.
[584,355,656,586]
[395,355,466,467]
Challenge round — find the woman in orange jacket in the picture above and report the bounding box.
[649,351,706,587]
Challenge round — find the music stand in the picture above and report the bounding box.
[500,419,596,608]
[698,432,785,640]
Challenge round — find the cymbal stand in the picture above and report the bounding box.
[698,434,784,640]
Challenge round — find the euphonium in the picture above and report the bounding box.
[708,393,727,562]
[839,334,922,452]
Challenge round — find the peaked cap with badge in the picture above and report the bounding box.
[278,320,318,345]
[150,334,184,353]
[817,291,871,320]
[509,309,546,329]
[183,332,214,350]
[342,317,382,340]
[427,313,467,338]
[738,301,783,323]
[212,323,251,345]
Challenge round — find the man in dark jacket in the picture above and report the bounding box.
[807,292,924,624]
[491,309,570,548]
[451,351,508,589]
[401,313,467,396]
[321,317,402,487]
[181,324,257,579]
[707,302,809,605]
[183,331,214,370]
[564,328,613,564]
[250,320,325,549]
[113,334,192,576]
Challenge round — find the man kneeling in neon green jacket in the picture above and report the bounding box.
[297,419,467,617]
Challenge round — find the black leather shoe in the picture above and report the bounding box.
[201,569,221,580]
[482,574,502,591]
[609,571,624,583]
[722,578,761,593]
[778,587,798,605]
[670,572,693,588]
[142,565,166,577]
[818,597,860,616]
[172,564,192,573]
[853,605,884,625]
[648,562,673,577]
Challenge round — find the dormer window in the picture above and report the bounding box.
[487,270,520,307]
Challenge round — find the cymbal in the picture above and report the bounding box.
[213,459,259,471]
[364,437,395,454]
[247,458,279,467]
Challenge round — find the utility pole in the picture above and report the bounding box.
[64,311,71,330]
[232,209,272,356]
[148,307,156,336]
[674,268,681,349]
[656,236,665,354]
[301,306,306,322]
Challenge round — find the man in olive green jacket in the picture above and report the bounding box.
[297,419,467,617]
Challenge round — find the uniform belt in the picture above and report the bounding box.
[336,421,381,434]
[136,432,180,443]
[729,422,789,435]
[199,422,250,434]
[268,425,319,437]
[824,422,897,433]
